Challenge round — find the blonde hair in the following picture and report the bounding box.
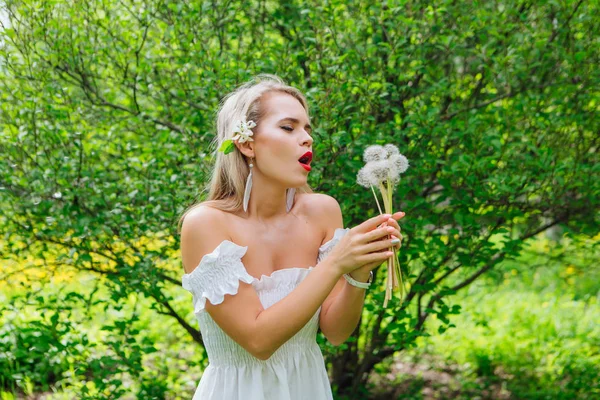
[177,74,314,233]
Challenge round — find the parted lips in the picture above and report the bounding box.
[298,151,312,165]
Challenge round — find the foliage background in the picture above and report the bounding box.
[1,0,598,399]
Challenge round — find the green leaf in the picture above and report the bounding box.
[218,139,236,154]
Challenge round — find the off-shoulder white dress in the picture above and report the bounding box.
[182,227,350,400]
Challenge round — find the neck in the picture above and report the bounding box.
[245,167,290,223]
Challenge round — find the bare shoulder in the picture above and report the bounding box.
[297,193,343,239]
[180,205,231,274]
[299,193,341,214]
[180,205,229,239]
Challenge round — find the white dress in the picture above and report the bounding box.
[181,227,350,400]
[182,228,349,400]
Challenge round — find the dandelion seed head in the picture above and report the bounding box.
[370,160,390,183]
[357,143,410,188]
[363,163,379,186]
[390,153,409,174]
[357,167,372,188]
[363,145,385,163]
[383,144,400,158]
[387,162,401,184]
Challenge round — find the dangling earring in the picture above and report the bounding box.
[286,188,296,212]
[243,157,253,212]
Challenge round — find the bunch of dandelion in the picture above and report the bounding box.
[357,144,409,307]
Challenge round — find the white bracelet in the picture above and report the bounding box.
[343,271,373,289]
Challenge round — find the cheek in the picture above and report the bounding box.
[263,148,296,176]
[260,134,292,159]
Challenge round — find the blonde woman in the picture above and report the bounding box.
[179,74,404,400]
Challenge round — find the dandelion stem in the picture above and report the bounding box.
[379,182,390,212]
[370,185,383,215]
[387,178,393,213]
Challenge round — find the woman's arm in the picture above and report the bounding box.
[181,206,344,360]
[316,195,368,345]
[317,196,403,345]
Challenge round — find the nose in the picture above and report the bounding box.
[302,130,313,147]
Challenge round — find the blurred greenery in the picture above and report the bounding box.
[368,233,600,399]
[1,0,598,398]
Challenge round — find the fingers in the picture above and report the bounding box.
[385,213,404,247]
[390,234,402,248]
[364,223,401,245]
[386,223,401,240]
[389,227,402,245]
[374,212,405,230]
[363,225,395,243]
[391,211,406,221]
[357,213,392,233]
[356,213,405,254]
[363,237,398,254]
[386,217,401,231]
[362,247,395,263]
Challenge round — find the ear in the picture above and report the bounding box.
[235,140,255,160]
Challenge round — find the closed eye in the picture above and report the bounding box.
[281,126,293,132]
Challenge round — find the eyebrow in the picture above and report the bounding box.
[278,117,312,132]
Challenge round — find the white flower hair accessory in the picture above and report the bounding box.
[232,119,256,143]
[218,119,257,154]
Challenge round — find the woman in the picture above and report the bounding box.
[179,74,404,400]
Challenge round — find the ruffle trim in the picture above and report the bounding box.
[251,267,314,292]
[182,240,255,314]
[251,227,350,291]
[191,274,255,314]
[181,228,350,312]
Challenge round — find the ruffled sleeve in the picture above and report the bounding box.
[181,240,255,314]
[317,227,350,264]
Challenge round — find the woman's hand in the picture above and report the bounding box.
[326,213,403,277]
[379,211,404,248]
[348,211,405,281]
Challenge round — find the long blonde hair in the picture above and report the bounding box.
[177,74,314,233]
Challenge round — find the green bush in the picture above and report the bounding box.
[0,291,88,393]
[1,0,598,397]
[392,234,600,399]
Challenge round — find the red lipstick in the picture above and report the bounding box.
[298,151,313,172]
